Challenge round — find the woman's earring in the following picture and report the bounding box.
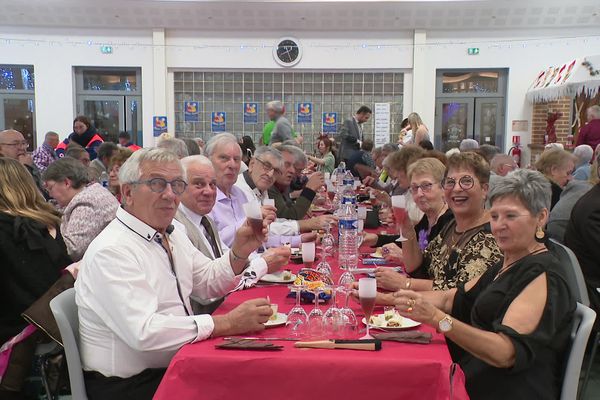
[535,226,546,242]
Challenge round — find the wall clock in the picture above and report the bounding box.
[273,37,302,67]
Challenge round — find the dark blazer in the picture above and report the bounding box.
[337,117,362,161]
[0,214,71,344]
[564,184,600,323]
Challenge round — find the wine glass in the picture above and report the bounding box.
[358,278,377,340]
[308,286,324,338]
[322,285,343,338]
[287,284,308,337]
[391,195,408,242]
[339,286,358,338]
[321,223,335,258]
[316,242,332,278]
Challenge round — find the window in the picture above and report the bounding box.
[82,69,138,92]
[0,65,36,148]
[0,66,35,91]
[173,71,404,144]
[441,71,500,94]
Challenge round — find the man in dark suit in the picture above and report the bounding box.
[337,105,372,163]
[564,152,600,325]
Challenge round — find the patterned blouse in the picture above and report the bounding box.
[421,219,503,291]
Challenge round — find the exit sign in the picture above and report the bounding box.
[467,47,480,55]
[100,45,113,54]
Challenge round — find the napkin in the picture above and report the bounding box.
[372,331,432,344]
[216,339,284,351]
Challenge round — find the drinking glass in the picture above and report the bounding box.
[287,284,308,337]
[357,206,367,221]
[322,285,343,338]
[391,195,408,242]
[316,242,332,278]
[321,223,335,257]
[301,242,316,269]
[358,278,377,340]
[307,286,324,338]
[338,268,355,288]
[339,287,358,338]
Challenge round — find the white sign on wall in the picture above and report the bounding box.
[374,103,391,148]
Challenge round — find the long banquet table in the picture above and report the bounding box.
[154,238,469,400]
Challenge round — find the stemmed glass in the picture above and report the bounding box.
[338,287,358,338]
[316,243,332,278]
[287,284,308,337]
[307,286,324,338]
[391,195,408,242]
[358,278,377,340]
[322,285,343,338]
[321,223,335,258]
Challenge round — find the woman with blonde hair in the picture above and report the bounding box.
[407,112,430,146]
[0,158,71,397]
[534,149,576,209]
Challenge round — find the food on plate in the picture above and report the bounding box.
[369,311,404,328]
[371,248,384,258]
[282,269,292,281]
[269,304,279,321]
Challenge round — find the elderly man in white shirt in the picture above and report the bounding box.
[235,145,336,235]
[75,148,278,400]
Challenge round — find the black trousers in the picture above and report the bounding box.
[84,368,166,400]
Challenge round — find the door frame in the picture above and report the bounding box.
[77,95,125,140]
[434,97,474,151]
[474,97,504,148]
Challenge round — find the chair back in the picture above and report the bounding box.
[548,239,590,306]
[49,288,88,400]
[561,302,596,400]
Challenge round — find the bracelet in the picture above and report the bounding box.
[230,248,249,264]
[405,278,412,290]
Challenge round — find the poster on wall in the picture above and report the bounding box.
[297,103,313,124]
[243,103,259,124]
[184,101,200,122]
[153,116,168,137]
[374,103,390,148]
[322,112,338,134]
[211,112,226,132]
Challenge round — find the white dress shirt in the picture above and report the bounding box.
[75,207,238,378]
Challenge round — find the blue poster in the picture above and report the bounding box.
[322,112,338,134]
[153,116,167,137]
[211,112,226,132]
[297,103,312,124]
[243,102,258,124]
[184,101,200,122]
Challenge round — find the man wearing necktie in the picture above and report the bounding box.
[337,105,372,164]
[174,155,290,312]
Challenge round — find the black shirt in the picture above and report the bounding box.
[451,252,575,399]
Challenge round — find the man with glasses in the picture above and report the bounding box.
[76,148,278,399]
[236,146,336,235]
[0,129,46,196]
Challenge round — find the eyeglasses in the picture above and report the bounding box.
[410,182,435,195]
[255,157,282,176]
[0,140,29,148]
[131,177,188,195]
[442,175,475,191]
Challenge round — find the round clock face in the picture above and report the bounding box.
[274,38,302,67]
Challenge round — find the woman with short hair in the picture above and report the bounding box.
[306,136,335,174]
[392,169,575,399]
[108,148,133,203]
[43,157,119,261]
[535,148,576,209]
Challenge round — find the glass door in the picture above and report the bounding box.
[435,98,474,152]
[0,94,36,149]
[126,96,143,145]
[78,95,123,142]
[474,98,504,148]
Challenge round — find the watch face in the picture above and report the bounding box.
[439,317,453,332]
[276,39,300,65]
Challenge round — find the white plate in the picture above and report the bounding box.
[264,312,287,328]
[260,271,296,284]
[362,315,421,330]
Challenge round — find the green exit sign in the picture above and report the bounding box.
[467,47,480,55]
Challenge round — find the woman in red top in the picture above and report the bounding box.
[576,105,600,149]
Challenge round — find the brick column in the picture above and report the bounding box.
[528,97,573,163]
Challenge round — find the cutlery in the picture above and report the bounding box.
[223,336,297,342]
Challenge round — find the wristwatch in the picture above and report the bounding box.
[438,314,453,333]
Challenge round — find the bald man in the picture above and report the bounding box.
[0,129,46,196]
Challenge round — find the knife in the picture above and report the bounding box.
[223,336,297,342]
[294,339,382,351]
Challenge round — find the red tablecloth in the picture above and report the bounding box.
[154,241,469,400]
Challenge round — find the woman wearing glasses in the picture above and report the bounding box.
[373,152,502,302]
[363,158,453,270]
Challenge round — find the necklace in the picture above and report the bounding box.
[494,246,547,281]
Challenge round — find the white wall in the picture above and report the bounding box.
[0,27,155,146]
[421,28,600,159]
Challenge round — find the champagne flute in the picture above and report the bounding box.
[391,195,408,242]
[301,242,316,269]
[339,287,358,338]
[308,286,324,338]
[358,278,377,340]
[287,284,308,337]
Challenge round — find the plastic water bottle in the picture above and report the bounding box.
[99,171,109,188]
[338,195,358,271]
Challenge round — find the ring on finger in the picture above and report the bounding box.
[407,306,413,312]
